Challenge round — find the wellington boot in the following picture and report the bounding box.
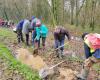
[76,68,89,80]
[33,48,38,55]
[58,50,63,59]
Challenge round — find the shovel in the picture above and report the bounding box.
[39,42,69,78]
[39,60,65,79]
[53,42,69,52]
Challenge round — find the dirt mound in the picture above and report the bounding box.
[58,68,77,80]
[16,48,47,70]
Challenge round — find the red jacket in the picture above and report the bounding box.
[85,33,100,50]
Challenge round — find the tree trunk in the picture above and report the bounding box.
[70,0,75,25]
[75,0,79,26]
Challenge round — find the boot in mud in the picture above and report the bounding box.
[33,48,38,56]
[76,77,86,80]
[76,68,89,80]
[56,49,59,57]
[58,50,63,59]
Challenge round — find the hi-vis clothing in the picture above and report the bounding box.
[84,33,100,59]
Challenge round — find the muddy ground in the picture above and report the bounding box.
[1,28,100,80]
[13,34,99,80]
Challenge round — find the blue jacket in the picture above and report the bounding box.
[40,24,48,37]
[35,24,48,40]
[16,20,24,30]
[35,27,41,40]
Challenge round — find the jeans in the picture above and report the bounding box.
[84,43,92,59]
[32,30,36,45]
[55,39,64,52]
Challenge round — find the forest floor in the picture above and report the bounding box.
[0,27,100,80]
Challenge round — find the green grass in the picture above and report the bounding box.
[0,28,17,44]
[0,42,40,80]
[0,28,40,80]
[0,27,100,79]
[0,28,16,38]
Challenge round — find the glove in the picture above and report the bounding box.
[84,58,92,68]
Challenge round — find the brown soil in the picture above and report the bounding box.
[16,48,47,71]
[58,68,78,80]
[2,29,99,80]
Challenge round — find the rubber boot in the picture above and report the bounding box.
[76,68,89,80]
[26,34,29,46]
[58,50,63,59]
[33,48,38,55]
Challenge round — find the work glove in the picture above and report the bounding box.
[84,58,92,68]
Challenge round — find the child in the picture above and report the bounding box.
[33,20,48,54]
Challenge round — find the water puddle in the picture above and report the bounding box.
[16,48,46,70]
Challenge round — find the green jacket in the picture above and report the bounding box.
[35,24,48,40]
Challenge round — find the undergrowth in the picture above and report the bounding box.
[0,43,40,80]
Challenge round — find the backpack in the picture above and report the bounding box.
[86,33,100,50]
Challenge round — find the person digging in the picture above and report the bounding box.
[76,33,100,80]
[33,19,48,55]
[54,26,71,59]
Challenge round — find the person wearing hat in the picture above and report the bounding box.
[33,20,48,54]
[31,17,40,47]
[76,33,100,80]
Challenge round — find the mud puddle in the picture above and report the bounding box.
[16,48,47,71]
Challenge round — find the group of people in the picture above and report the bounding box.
[0,19,14,28]
[14,16,71,56]
[14,16,100,80]
[14,16,48,51]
